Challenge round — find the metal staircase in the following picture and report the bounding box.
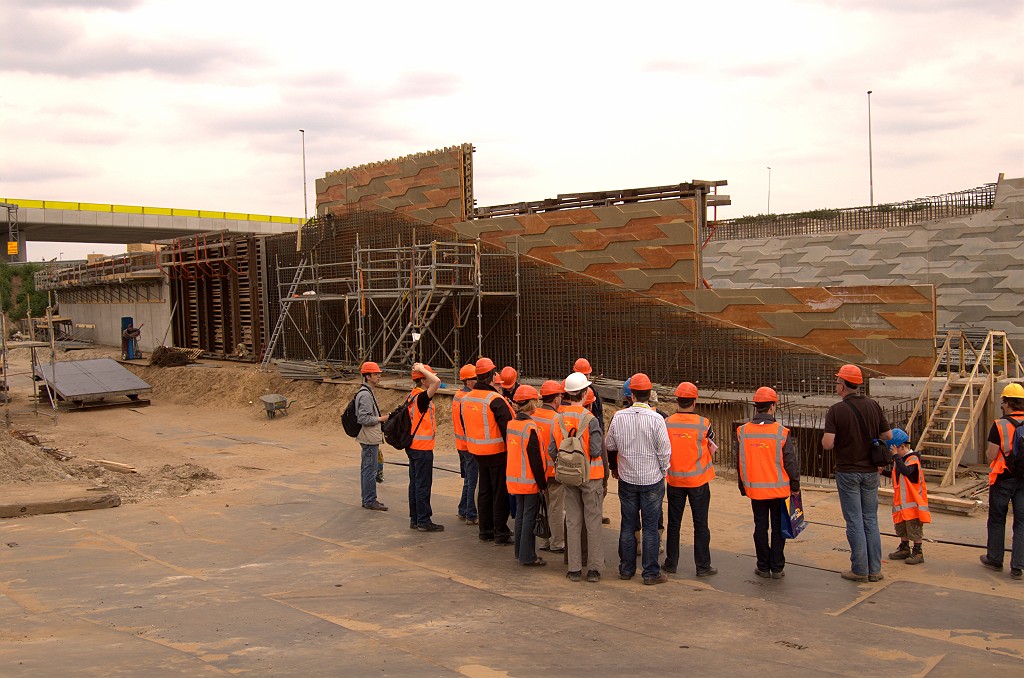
[905,331,1023,487]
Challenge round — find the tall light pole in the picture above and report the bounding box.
[867,91,874,208]
[299,129,308,221]
[766,166,772,215]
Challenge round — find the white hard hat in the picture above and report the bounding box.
[564,371,592,392]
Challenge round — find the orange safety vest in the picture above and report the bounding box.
[408,387,435,451]
[666,413,716,488]
[989,413,1024,485]
[452,388,469,452]
[891,453,931,524]
[461,389,506,455]
[531,406,559,478]
[737,421,791,500]
[551,405,604,481]
[506,418,541,495]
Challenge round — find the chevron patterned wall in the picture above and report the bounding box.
[702,178,1024,347]
[681,285,937,376]
[452,199,700,292]
[315,144,473,227]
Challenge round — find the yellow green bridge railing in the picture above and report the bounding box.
[2,198,302,225]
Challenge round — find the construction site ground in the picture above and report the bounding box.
[1,347,1021,676]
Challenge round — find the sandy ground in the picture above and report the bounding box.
[2,345,1023,674]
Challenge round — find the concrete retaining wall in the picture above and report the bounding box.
[60,285,170,354]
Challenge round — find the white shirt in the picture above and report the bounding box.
[605,404,671,485]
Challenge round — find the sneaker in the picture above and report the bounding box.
[888,545,912,560]
[868,572,884,582]
[696,567,718,577]
[586,570,600,583]
[1011,568,1022,580]
[771,570,785,579]
[566,570,582,582]
[416,522,444,532]
[979,555,1003,571]
[662,562,678,574]
[841,571,869,582]
[362,501,388,511]
[754,568,772,579]
[643,573,669,586]
[904,552,924,565]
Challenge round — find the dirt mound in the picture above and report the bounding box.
[76,462,221,504]
[0,430,74,484]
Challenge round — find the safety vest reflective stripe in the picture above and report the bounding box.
[737,422,790,499]
[531,408,558,478]
[452,390,469,451]
[666,414,715,486]
[892,455,931,522]
[463,390,506,455]
[506,420,540,494]
[408,388,435,450]
[989,414,1024,485]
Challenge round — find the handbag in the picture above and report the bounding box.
[843,400,890,466]
[781,491,807,539]
[534,494,552,539]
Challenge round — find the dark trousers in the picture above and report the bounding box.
[475,454,511,541]
[987,475,1024,570]
[405,448,434,526]
[665,482,712,572]
[751,497,786,573]
[514,493,540,564]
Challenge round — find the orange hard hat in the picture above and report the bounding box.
[753,387,779,403]
[630,373,653,390]
[458,364,477,381]
[674,382,698,399]
[583,389,595,406]
[475,357,496,374]
[500,366,518,389]
[835,364,863,385]
[513,384,539,402]
[360,361,382,374]
[573,358,592,375]
[411,364,434,379]
[540,380,563,396]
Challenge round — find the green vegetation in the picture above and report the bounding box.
[0,262,50,320]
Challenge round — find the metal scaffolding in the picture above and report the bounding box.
[260,233,518,372]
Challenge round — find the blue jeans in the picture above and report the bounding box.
[836,471,882,575]
[360,444,379,506]
[405,449,434,526]
[987,475,1024,570]
[458,451,478,520]
[618,479,665,580]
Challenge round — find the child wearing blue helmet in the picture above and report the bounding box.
[888,428,930,565]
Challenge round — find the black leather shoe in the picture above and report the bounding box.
[416,522,444,532]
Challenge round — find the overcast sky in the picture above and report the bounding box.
[2,0,1021,261]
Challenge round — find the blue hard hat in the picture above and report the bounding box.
[888,428,910,449]
[622,380,632,398]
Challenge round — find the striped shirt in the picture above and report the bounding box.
[605,404,672,485]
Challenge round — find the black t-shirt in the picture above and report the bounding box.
[824,394,891,473]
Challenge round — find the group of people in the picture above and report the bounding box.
[351,357,1024,584]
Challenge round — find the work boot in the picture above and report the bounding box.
[888,542,912,560]
[841,570,869,582]
[566,570,582,582]
[754,568,771,579]
[416,521,444,532]
[586,570,600,583]
[904,546,924,565]
[662,561,678,574]
[696,567,718,577]
[362,500,388,511]
[643,573,669,586]
[979,555,1003,571]
[1012,568,1022,580]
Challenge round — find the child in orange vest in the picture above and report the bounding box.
[888,428,930,565]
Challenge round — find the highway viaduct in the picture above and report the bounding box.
[1,198,301,261]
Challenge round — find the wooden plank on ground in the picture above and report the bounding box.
[0,482,121,518]
[878,486,980,515]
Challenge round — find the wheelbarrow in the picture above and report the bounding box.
[259,394,295,419]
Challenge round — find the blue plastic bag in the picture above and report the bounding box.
[781,492,807,539]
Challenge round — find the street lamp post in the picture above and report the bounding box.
[867,91,874,208]
[767,166,772,215]
[299,129,308,222]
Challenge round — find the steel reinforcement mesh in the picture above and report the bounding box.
[263,209,852,396]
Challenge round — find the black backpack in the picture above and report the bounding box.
[341,385,374,438]
[382,393,428,450]
[1006,418,1024,478]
